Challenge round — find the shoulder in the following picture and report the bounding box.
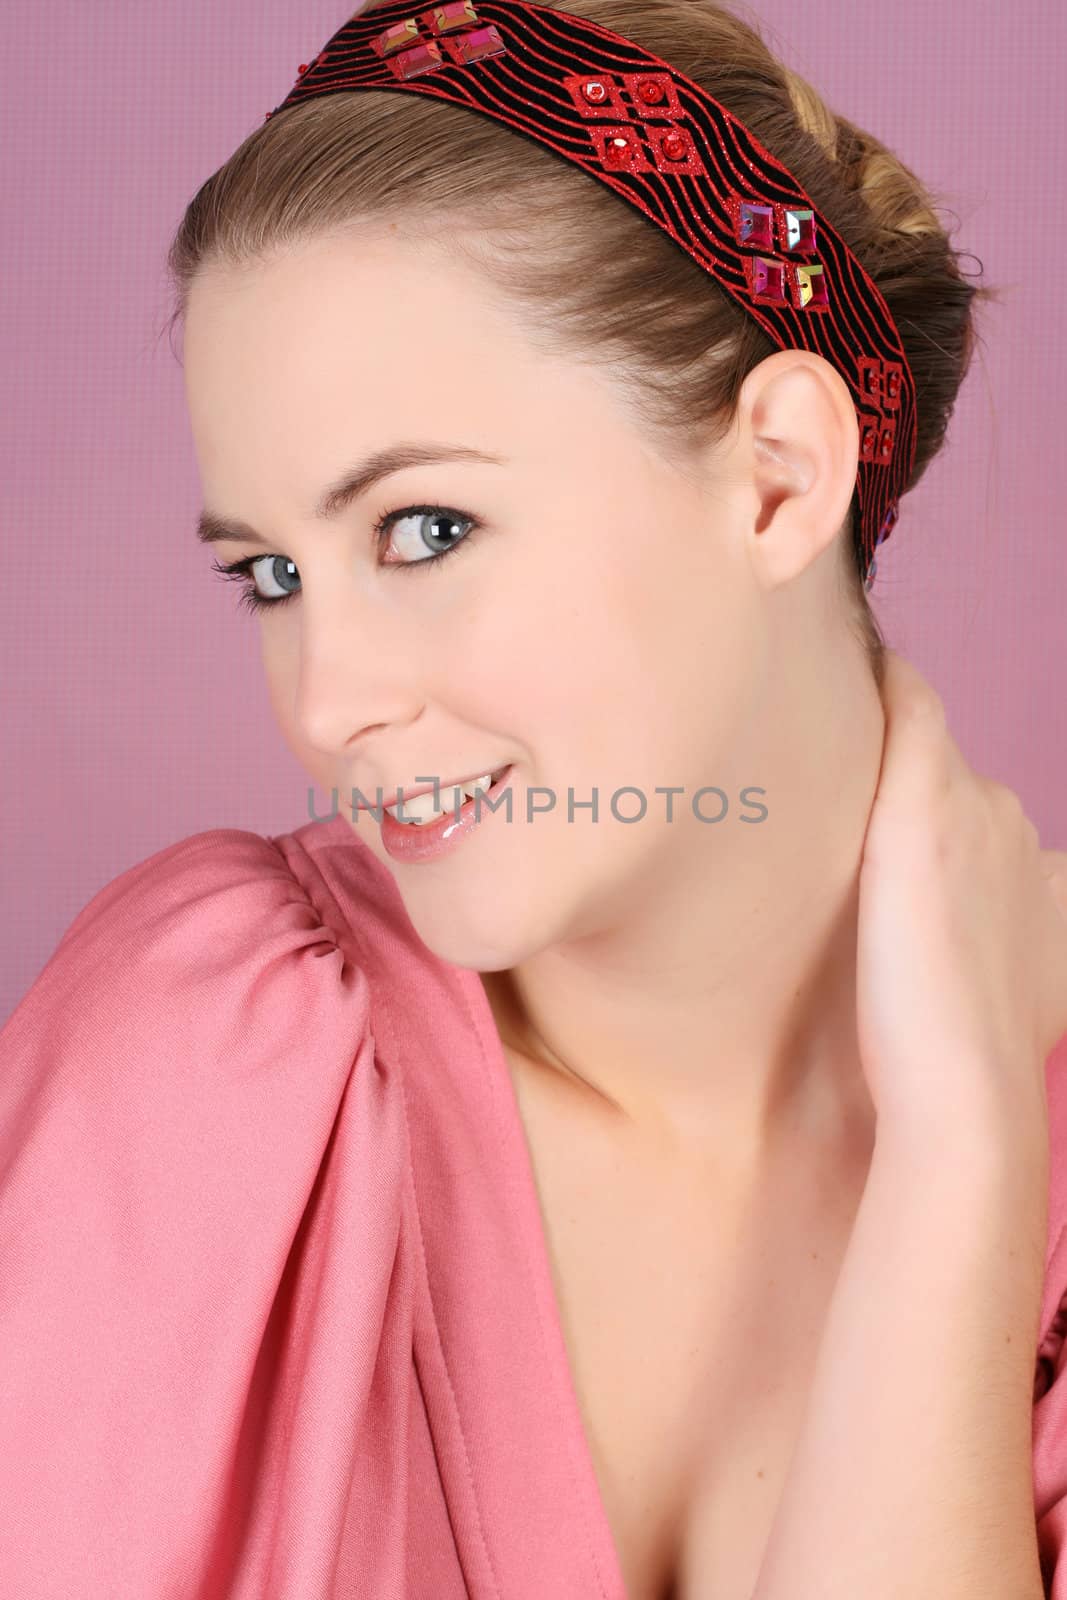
[0,821,377,1084]
[0,821,407,1591]
[48,825,332,965]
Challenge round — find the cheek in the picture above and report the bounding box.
[485,595,653,783]
[260,636,292,719]
[259,633,321,766]
[475,581,616,731]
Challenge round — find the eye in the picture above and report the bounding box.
[377,504,480,569]
[209,553,301,616]
[209,502,482,615]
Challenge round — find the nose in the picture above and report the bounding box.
[293,586,426,756]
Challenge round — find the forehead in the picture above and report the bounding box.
[181,230,614,511]
[179,226,700,549]
[184,231,540,436]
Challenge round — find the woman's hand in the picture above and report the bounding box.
[752,651,1065,1600]
[854,649,1067,1156]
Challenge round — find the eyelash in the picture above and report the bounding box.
[210,503,482,616]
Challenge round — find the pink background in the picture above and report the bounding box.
[2,0,1064,1022]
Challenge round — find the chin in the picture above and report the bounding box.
[396,879,552,974]
[407,888,517,966]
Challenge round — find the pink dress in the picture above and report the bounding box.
[2,811,1067,1598]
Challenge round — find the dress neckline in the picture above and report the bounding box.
[307,807,631,1596]
[450,955,628,1598]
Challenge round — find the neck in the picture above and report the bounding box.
[481,639,886,1173]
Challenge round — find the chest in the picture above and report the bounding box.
[508,1056,870,1600]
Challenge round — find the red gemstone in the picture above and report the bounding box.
[583,81,608,104]
[297,63,309,74]
[393,39,444,77]
[605,137,632,168]
[752,258,786,301]
[662,131,687,160]
[451,24,506,64]
[378,18,421,55]
[435,0,477,27]
[637,79,665,104]
[739,203,774,251]
[796,264,829,308]
[859,358,881,403]
[782,208,815,252]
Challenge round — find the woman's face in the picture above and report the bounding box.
[183,227,779,971]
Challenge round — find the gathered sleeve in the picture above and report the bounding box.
[0,829,376,1596]
[1034,1032,1067,1597]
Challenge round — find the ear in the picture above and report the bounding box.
[736,350,860,590]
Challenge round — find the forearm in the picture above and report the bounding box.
[752,1122,1050,1600]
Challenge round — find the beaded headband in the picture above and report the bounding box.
[264,0,918,590]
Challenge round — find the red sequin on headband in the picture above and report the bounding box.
[265,0,917,588]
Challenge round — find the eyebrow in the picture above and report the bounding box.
[195,441,508,546]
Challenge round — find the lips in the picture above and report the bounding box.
[378,763,516,863]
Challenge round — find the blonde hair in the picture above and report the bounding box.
[166,0,996,687]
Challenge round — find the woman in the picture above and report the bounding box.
[2,1,1066,1596]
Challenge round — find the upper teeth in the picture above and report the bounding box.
[385,770,501,824]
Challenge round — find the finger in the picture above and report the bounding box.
[1038,877,1067,1056]
[879,650,948,726]
[1043,850,1067,918]
[873,652,960,807]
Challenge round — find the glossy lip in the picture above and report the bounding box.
[378,763,516,864]
[352,765,510,812]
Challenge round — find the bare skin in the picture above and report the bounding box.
[184,226,1041,1595]
[183,225,885,1165]
[482,967,876,1599]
